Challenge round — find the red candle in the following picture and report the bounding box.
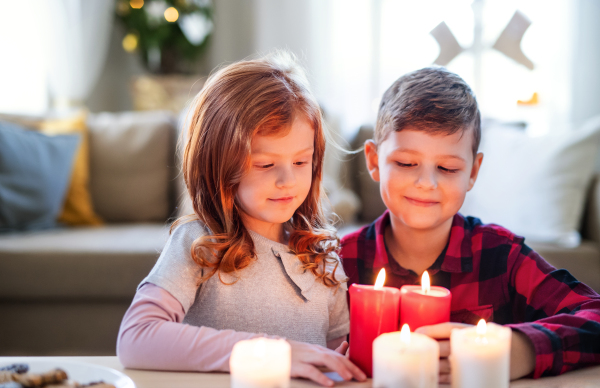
[400,271,451,330]
[349,269,401,377]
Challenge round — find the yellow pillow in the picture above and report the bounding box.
[38,111,103,226]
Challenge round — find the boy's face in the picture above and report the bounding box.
[365,127,483,232]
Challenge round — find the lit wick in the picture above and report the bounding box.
[421,271,430,295]
[476,319,488,344]
[374,268,386,290]
[400,324,411,346]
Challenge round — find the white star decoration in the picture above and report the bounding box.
[431,10,534,70]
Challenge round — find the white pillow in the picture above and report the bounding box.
[460,115,600,248]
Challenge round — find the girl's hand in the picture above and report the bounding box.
[416,322,472,384]
[288,339,367,387]
[334,341,349,356]
[326,336,349,356]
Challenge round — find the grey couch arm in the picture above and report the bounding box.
[583,174,600,244]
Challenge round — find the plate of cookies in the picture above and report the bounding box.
[0,360,135,388]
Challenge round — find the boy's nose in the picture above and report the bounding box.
[275,165,296,188]
[414,167,438,190]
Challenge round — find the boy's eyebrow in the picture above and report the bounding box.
[392,148,466,163]
[253,147,314,157]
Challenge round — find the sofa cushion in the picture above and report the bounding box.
[0,224,170,299]
[529,240,600,293]
[460,116,600,248]
[39,110,103,226]
[0,121,80,232]
[87,111,176,223]
[346,126,387,223]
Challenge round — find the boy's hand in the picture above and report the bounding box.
[416,322,472,384]
[509,330,535,380]
[416,322,537,383]
[287,339,366,387]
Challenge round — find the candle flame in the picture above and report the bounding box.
[421,271,430,294]
[374,268,386,290]
[476,319,487,335]
[400,324,411,345]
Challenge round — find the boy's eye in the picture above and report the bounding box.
[257,163,273,169]
[294,161,309,166]
[438,166,459,173]
[396,162,415,168]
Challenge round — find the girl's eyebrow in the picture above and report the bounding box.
[253,147,314,156]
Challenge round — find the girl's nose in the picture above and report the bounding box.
[275,165,296,188]
[414,166,438,190]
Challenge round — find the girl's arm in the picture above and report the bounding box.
[118,283,366,385]
[117,282,280,372]
[507,243,600,378]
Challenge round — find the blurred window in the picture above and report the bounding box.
[320,0,574,137]
[0,1,48,116]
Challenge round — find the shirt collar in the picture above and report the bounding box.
[248,230,318,301]
[373,211,473,275]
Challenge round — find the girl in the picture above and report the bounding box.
[117,51,366,387]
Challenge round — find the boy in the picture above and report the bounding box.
[340,67,600,382]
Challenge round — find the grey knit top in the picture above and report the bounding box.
[141,221,350,347]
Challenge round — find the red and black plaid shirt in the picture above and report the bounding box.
[340,210,600,378]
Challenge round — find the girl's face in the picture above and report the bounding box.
[236,116,315,239]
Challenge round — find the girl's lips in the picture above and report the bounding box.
[269,196,294,204]
[405,196,439,207]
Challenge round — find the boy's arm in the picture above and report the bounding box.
[507,243,600,378]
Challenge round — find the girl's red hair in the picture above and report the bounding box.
[174,51,343,287]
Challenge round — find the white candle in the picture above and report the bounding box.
[450,320,511,388]
[373,324,439,388]
[230,338,291,388]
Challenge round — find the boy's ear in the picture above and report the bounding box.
[467,152,484,191]
[364,139,380,182]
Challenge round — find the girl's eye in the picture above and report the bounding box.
[257,163,273,169]
[439,166,459,173]
[295,161,309,166]
[396,162,414,167]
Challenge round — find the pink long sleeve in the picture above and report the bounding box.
[117,283,280,372]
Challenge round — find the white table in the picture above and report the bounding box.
[1,356,600,388]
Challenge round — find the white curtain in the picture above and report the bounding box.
[41,0,113,110]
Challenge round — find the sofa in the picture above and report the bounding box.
[1,115,599,357]
[0,111,180,356]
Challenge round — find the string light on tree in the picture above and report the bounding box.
[122,33,138,52]
[130,0,144,9]
[164,7,179,22]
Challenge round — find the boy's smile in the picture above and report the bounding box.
[365,127,483,233]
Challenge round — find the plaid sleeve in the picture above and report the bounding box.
[507,242,600,378]
[339,232,362,287]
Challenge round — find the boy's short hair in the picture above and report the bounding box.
[375,66,481,156]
